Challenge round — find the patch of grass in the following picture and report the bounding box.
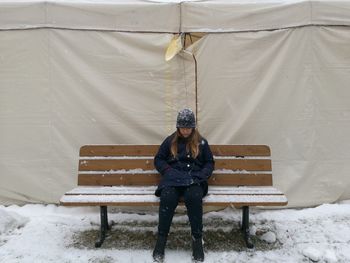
[88,256,114,263]
[71,217,281,251]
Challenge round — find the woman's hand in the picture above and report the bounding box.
[190,168,211,182]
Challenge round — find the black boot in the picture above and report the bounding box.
[192,236,204,262]
[152,235,167,262]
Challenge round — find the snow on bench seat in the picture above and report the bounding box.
[60,193,287,206]
[63,186,285,195]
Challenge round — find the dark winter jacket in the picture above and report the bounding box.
[154,132,215,197]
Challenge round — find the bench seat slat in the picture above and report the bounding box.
[204,194,288,206]
[79,159,272,172]
[64,186,285,195]
[80,145,159,157]
[79,145,271,157]
[60,194,287,207]
[210,145,271,157]
[78,173,273,186]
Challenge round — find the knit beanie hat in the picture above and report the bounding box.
[176,108,196,128]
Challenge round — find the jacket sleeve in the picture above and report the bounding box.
[154,136,172,174]
[192,139,215,180]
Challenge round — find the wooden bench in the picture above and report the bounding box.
[60,145,287,248]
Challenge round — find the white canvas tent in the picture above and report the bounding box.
[0,0,350,207]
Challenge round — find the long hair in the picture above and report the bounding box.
[170,129,201,158]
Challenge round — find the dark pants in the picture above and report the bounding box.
[157,184,204,239]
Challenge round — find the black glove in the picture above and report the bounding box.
[191,168,211,182]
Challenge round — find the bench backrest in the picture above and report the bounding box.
[78,145,272,187]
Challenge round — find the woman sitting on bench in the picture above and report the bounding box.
[152,108,215,262]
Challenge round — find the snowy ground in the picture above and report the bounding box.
[0,202,350,263]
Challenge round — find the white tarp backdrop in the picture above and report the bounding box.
[0,0,350,207]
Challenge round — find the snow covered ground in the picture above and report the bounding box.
[1,202,350,263]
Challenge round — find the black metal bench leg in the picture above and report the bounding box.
[104,206,111,231]
[95,206,109,248]
[241,206,254,249]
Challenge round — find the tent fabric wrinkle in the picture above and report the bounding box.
[1,1,350,32]
[0,0,181,32]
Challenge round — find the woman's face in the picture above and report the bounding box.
[179,128,193,138]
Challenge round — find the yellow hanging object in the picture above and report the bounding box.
[165,34,183,61]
